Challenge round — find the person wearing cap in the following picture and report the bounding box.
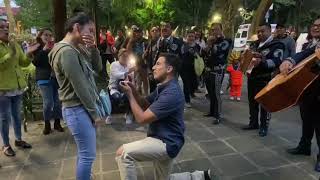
[0,16,36,157]
[127,25,149,95]
[144,26,160,93]
[274,24,296,58]
[107,48,136,125]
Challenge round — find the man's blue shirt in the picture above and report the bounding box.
[146,78,185,158]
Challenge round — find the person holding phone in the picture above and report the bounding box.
[107,48,136,125]
[49,13,102,180]
[32,28,64,135]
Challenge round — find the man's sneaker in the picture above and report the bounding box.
[3,146,15,157]
[105,116,112,125]
[15,140,32,149]
[236,97,241,101]
[229,97,235,100]
[185,103,192,108]
[125,113,133,125]
[204,169,212,180]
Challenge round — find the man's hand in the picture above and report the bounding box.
[280,60,294,75]
[206,36,215,49]
[92,117,102,127]
[119,81,133,97]
[250,57,262,67]
[26,43,40,57]
[128,66,136,74]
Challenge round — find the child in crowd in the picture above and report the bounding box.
[227,51,243,101]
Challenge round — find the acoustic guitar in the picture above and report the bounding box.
[240,49,254,73]
[255,53,319,112]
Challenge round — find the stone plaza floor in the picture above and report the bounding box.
[1,80,320,180]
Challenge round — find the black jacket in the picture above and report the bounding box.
[32,46,52,81]
[203,37,232,69]
[249,38,285,80]
[155,36,183,59]
[181,43,201,71]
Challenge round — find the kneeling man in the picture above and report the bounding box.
[116,53,212,180]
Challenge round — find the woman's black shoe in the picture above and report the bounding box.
[43,122,52,135]
[15,140,32,149]
[54,119,64,132]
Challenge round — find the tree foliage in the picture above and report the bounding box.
[13,0,320,35]
[15,0,52,29]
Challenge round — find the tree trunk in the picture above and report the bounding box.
[222,0,241,38]
[91,0,99,44]
[3,0,16,34]
[248,0,272,37]
[53,0,67,42]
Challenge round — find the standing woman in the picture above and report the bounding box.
[0,16,35,157]
[32,28,64,135]
[49,13,102,180]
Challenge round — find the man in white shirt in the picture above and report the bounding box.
[107,49,136,124]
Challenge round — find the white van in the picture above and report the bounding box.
[233,24,277,51]
[233,24,251,51]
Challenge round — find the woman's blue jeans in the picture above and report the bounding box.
[0,95,23,146]
[62,106,96,180]
[38,80,62,122]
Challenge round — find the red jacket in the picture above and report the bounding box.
[99,32,115,46]
[227,65,243,86]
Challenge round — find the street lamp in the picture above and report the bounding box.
[212,13,222,23]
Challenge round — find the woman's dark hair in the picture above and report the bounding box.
[65,13,93,33]
[211,23,223,30]
[186,30,195,35]
[158,53,181,76]
[36,28,52,46]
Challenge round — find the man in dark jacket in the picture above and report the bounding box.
[155,22,183,61]
[274,24,296,58]
[280,18,320,172]
[242,23,285,137]
[202,23,232,124]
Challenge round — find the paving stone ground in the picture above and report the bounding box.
[1,76,319,180]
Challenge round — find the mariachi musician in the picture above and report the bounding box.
[242,23,285,137]
[202,23,232,125]
[152,22,183,87]
[154,22,183,60]
[280,18,320,172]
